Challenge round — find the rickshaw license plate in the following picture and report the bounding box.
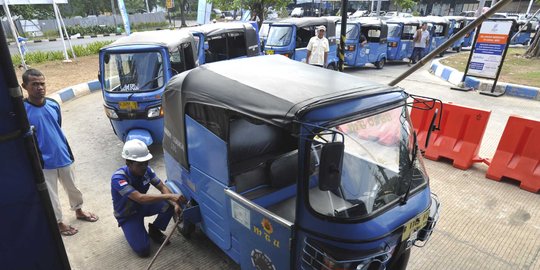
[266,50,274,55]
[402,210,429,241]
[119,101,138,110]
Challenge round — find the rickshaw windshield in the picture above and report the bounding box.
[266,26,292,46]
[336,23,359,40]
[388,24,401,38]
[103,51,164,92]
[308,106,427,220]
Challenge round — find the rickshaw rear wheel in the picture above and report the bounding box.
[387,248,411,270]
[174,216,195,239]
[375,58,385,69]
[456,46,462,52]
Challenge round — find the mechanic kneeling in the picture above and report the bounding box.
[111,139,185,257]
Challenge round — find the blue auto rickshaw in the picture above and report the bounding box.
[163,55,441,270]
[99,30,197,145]
[462,18,476,47]
[510,19,532,45]
[417,16,450,56]
[337,17,388,69]
[263,17,339,70]
[385,17,420,62]
[445,16,467,52]
[188,22,261,65]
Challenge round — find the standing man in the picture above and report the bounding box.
[410,22,430,65]
[111,139,185,257]
[22,69,98,237]
[306,25,330,67]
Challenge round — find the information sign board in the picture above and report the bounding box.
[466,20,513,79]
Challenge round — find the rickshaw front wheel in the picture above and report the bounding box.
[326,63,338,71]
[375,58,385,69]
[387,248,411,270]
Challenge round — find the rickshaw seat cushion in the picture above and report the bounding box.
[233,161,268,193]
[269,151,298,188]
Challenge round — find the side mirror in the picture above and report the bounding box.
[318,142,344,191]
[425,108,439,149]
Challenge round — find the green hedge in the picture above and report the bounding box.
[66,25,118,36]
[12,40,113,66]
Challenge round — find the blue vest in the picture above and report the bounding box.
[24,98,74,169]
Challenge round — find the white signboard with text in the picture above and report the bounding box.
[466,20,513,79]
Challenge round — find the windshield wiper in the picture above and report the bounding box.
[127,74,164,100]
[400,132,418,205]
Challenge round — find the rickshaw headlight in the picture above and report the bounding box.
[104,106,118,119]
[147,106,163,118]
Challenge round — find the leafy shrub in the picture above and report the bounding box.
[12,40,113,66]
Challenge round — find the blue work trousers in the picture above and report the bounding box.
[120,201,173,257]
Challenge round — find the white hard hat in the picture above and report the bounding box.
[122,139,153,162]
[317,25,326,31]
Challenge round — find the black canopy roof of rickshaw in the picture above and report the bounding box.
[187,22,256,36]
[444,16,467,22]
[347,17,387,27]
[101,29,195,51]
[164,55,401,129]
[273,17,332,28]
[384,17,420,25]
[163,55,404,168]
[416,16,450,25]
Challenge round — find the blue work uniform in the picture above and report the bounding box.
[24,98,74,169]
[111,166,173,257]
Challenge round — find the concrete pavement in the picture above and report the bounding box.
[55,61,540,269]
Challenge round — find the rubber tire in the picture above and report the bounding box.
[456,46,462,52]
[388,248,411,270]
[375,58,385,69]
[174,216,195,239]
[326,63,338,71]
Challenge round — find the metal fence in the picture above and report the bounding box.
[2,12,166,38]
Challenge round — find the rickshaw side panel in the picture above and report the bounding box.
[185,116,232,250]
[186,116,229,184]
[227,190,293,270]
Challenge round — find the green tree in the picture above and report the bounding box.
[4,5,55,19]
[207,0,290,28]
[393,0,417,12]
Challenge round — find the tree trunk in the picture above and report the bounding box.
[179,0,187,27]
[525,27,540,58]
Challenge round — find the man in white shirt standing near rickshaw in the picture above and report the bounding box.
[410,22,430,65]
[306,25,330,67]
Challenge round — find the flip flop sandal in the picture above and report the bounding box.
[60,226,78,236]
[76,212,99,222]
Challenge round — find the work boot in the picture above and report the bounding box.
[148,223,170,245]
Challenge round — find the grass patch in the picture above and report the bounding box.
[12,40,113,66]
[441,48,540,88]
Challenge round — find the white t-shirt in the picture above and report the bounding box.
[413,29,430,48]
[307,36,329,65]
